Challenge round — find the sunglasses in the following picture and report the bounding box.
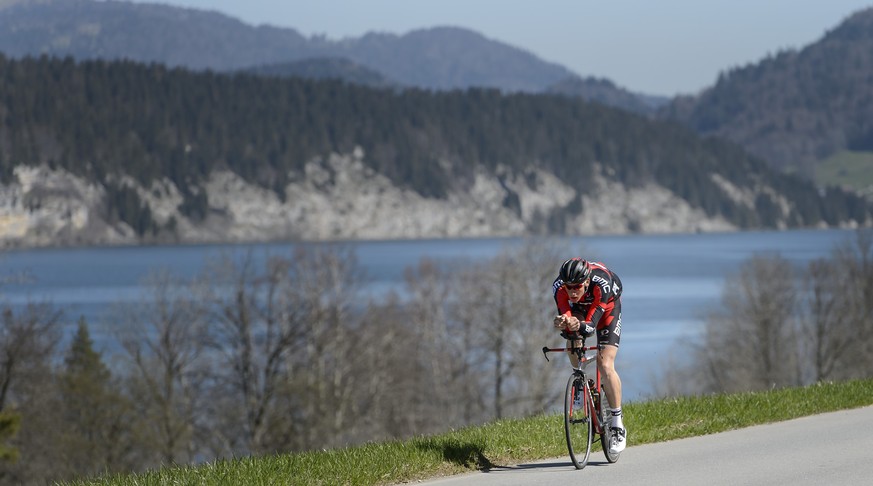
[564,281,587,290]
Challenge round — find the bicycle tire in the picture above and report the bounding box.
[599,384,621,463]
[563,372,593,469]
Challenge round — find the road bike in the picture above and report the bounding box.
[543,330,621,469]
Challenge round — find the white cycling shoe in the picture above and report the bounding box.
[609,427,627,454]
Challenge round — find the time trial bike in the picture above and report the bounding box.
[542,330,621,469]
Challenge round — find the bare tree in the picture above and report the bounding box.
[802,258,855,382]
[797,230,873,383]
[834,229,873,372]
[451,240,568,421]
[195,250,298,456]
[0,303,61,412]
[0,303,64,484]
[401,258,480,429]
[196,245,369,455]
[446,263,492,424]
[115,270,206,466]
[689,254,803,393]
[344,294,430,441]
[498,240,570,417]
[280,245,367,450]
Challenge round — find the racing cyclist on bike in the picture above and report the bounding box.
[552,257,627,454]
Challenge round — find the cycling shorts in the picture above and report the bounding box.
[597,299,622,348]
[572,298,622,348]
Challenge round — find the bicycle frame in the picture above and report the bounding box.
[542,342,608,436]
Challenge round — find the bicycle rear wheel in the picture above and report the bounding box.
[563,372,593,469]
[598,384,621,463]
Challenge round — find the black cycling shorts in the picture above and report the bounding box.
[597,299,622,348]
[572,298,622,348]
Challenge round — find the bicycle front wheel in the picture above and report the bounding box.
[563,372,593,469]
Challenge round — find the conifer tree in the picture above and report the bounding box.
[59,317,135,476]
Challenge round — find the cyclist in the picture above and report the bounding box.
[552,257,627,454]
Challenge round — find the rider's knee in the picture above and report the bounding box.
[598,353,615,369]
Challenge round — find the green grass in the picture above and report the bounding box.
[66,379,873,486]
[817,150,873,191]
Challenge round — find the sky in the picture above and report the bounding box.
[128,0,873,97]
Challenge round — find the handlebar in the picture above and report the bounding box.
[542,330,599,362]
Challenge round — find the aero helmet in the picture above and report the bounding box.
[559,258,591,284]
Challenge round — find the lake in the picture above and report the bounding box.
[0,228,858,401]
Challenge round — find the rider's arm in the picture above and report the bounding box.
[553,286,582,331]
[555,314,594,336]
[553,285,576,323]
[553,288,594,334]
[553,284,573,316]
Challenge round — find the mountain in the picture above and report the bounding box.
[0,0,652,111]
[333,26,577,93]
[0,55,869,248]
[0,0,572,90]
[0,0,316,69]
[659,7,873,189]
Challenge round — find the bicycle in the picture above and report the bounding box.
[542,330,621,469]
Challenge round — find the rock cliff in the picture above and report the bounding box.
[0,148,756,249]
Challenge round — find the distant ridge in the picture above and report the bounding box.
[0,0,654,111]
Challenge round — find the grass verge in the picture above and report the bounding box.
[67,378,873,486]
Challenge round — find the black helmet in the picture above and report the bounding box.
[559,258,591,284]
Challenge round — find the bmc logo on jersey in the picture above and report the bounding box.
[593,274,620,295]
[592,275,609,288]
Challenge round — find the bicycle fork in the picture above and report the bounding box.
[571,376,600,428]
[570,378,587,423]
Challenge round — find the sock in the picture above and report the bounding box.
[610,408,624,429]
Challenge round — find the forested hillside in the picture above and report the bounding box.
[660,7,873,184]
[0,53,871,247]
[0,54,870,247]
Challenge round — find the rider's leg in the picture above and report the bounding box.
[566,337,583,368]
[595,302,624,429]
[597,344,623,428]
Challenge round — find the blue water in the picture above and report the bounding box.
[0,228,857,401]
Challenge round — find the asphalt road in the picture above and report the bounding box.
[419,405,873,486]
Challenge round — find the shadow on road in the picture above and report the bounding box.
[415,436,611,474]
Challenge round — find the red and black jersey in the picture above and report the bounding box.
[552,261,623,329]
